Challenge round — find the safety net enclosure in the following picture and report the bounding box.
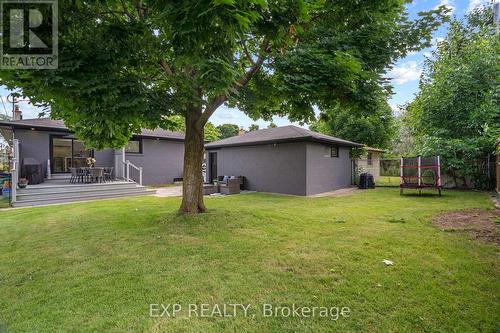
[400,156,441,196]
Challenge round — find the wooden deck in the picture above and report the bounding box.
[13,174,154,207]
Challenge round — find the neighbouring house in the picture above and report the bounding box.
[0,117,185,185]
[353,147,385,180]
[205,125,363,196]
[238,127,247,136]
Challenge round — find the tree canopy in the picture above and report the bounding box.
[406,8,499,188]
[248,124,259,132]
[217,123,240,139]
[0,1,446,148]
[203,123,221,142]
[309,97,394,148]
[170,116,221,142]
[0,0,447,212]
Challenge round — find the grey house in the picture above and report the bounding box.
[0,118,185,185]
[205,126,362,196]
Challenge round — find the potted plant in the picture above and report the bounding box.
[18,178,29,189]
[86,157,96,167]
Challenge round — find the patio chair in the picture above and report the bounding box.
[78,167,88,183]
[89,168,104,183]
[70,167,86,183]
[219,178,241,195]
[103,167,114,182]
[203,183,217,195]
[69,168,77,183]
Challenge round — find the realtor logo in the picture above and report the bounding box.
[0,0,58,69]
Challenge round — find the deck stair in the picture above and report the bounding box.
[13,175,154,207]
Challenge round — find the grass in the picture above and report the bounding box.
[0,189,498,332]
[146,183,182,188]
[377,176,400,187]
[0,196,9,209]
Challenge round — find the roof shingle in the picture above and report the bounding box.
[0,118,185,141]
[205,125,362,149]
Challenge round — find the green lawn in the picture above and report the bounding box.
[146,183,182,189]
[0,189,498,332]
[0,196,9,209]
[377,176,400,187]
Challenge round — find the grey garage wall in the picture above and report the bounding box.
[125,138,184,185]
[305,143,352,195]
[209,142,307,195]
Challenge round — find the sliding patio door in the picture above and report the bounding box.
[50,137,93,173]
[72,140,92,168]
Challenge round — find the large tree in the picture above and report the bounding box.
[170,116,221,142]
[0,1,446,213]
[406,8,499,188]
[309,96,394,149]
[248,124,259,132]
[217,123,240,139]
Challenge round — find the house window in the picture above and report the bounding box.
[367,152,373,165]
[330,146,339,158]
[125,139,142,154]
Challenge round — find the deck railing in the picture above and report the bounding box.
[46,159,52,180]
[124,160,143,185]
[11,139,19,203]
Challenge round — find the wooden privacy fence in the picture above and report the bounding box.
[355,156,497,189]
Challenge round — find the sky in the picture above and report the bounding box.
[0,0,493,129]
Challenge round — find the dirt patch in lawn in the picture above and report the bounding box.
[432,209,500,245]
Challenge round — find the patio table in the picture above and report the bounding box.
[72,167,109,183]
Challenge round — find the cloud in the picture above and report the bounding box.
[389,103,403,116]
[432,36,445,46]
[216,111,238,120]
[435,0,455,14]
[467,0,489,12]
[386,61,422,85]
[0,95,46,119]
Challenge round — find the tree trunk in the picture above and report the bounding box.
[179,109,206,214]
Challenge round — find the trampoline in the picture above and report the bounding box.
[400,156,442,196]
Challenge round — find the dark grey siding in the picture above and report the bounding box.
[94,149,115,169]
[305,142,352,195]
[13,129,184,184]
[14,129,114,177]
[14,128,54,176]
[209,142,307,195]
[125,138,184,185]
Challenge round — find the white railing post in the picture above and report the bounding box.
[122,147,126,180]
[47,159,51,180]
[121,157,142,184]
[11,139,19,203]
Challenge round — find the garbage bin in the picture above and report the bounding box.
[358,173,375,189]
